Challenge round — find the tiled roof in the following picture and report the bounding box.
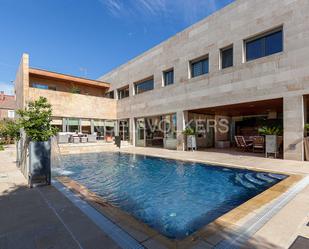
[0,93,16,110]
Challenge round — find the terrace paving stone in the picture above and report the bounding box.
[0,145,120,249]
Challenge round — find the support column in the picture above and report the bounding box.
[62,118,66,132]
[129,117,136,146]
[283,95,304,161]
[176,110,188,151]
[90,119,94,134]
[114,120,119,136]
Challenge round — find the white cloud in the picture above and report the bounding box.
[100,0,222,24]
[0,82,14,95]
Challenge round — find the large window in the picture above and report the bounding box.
[105,91,114,99]
[163,69,174,86]
[32,83,56,91]
[246,28,283,61]
[221,46,233,69]
[117,85,129,99]
[134,77,154,95]
[191,57,209,78]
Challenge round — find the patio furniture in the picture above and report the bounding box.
[88,134,97,143]
[106,135,113,143]
[73,136,80,143]
[80,136,88,143]
[234,136,253,151]
[57,133,69,144]
[253,136,265,153]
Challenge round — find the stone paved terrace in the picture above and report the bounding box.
[0,145,120,249]
[1,143,309,249]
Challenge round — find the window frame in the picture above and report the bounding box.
[162,68,174,87]
[134,77,154,95]
[220,45,233,70]
[117,85,130,99]
[189,55,209,79]
[244,26,283,62]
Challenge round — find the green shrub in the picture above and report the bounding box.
[0,144,4,151]
[17,97,57,141]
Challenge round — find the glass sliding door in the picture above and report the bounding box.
[81,119,91,134]
[145,116,164,148]
[105,120,116,142]
[136,118,145,147]
[94,120,105,140]
[119,120,129,141]
[67,118,80,133]
[163,113,177,150]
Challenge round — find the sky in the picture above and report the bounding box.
[0,0,234,95]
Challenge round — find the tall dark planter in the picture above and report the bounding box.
[28,140,51,187]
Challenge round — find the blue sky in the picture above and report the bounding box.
[0,0,234,94]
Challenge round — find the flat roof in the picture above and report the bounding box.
[29,68,110,89]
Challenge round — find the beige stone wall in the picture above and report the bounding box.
[15,54,29,110]
[28,88,117,120]
[99,0,309,160]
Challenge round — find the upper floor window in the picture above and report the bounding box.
[190,56,209,78]
[134,77,154,95]
[32,83,56,91]
[105,91,114,99]
[117,85,129,99]
[221,46,233,69]
[163,69,174,86]
[245,28,283,62]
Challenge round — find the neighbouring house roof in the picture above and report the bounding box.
[29,68,111,89]
[0,92,16,110]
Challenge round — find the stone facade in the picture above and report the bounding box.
[15,55,117,122]
[98,0,309,161]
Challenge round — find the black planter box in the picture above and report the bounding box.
[28,140,51,187]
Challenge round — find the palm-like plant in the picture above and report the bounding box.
[258,126,283,136]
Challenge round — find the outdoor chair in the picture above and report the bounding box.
[73,136,80,143]
[234,136,253,151]
[87,134,97,143]
[57,133,69,144]
[253,136,265,153]
[80,136,88,143]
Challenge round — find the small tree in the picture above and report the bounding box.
[17,97,57,141]
[0,119,20,144]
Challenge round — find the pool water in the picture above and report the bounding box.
[55,152,286,239]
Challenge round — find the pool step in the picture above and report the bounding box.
[235,174,257,189]
[256,173,276,183]
[235,172,278,189]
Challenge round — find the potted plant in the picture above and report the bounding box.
[183,127,197,151]
[258,126,282,157]
[17,97,57,187]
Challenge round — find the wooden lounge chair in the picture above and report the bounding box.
[253,136,265,153]
[234,136,253,151]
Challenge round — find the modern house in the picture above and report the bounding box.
[0,91,16,120]
[15,55,118,140]
[15,0,309,161]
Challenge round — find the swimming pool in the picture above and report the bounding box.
[55,152,286,239]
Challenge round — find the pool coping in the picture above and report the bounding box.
[55,156,304,249]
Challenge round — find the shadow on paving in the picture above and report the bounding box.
[0,183,306,249]
[0,184,120,249]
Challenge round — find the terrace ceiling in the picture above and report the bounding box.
[189,98,283,116]
[29,68,111,89]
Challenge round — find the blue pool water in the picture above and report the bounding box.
[55,152,286,239]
